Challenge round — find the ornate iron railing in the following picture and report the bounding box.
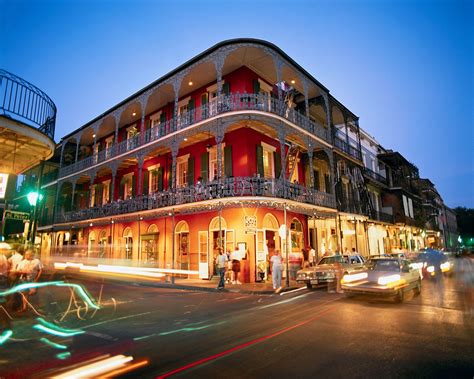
[0,69,56,140]
[333,136,362,161]
[54,177,336,224]
[59,92,330,177]
[370,210,394,224]
[363,167,388,185]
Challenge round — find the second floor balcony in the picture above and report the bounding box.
[363,167,388,186]
[333,135,362,161]
[58,92,331,179]
[50,177,336,225]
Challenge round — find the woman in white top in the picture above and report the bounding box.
[270,250,283,290]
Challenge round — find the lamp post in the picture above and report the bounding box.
[279,203,290,287]
[27,191,43,245]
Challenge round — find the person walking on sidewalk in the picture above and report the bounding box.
[231,247,242,284]
[270,250,283,292]
[215,248,227,290]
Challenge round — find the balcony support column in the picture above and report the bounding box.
[110,163,118,202]
[214,53,225,98]
[172,74,185,132]
[88,171,96,208]
[344,115,350,148]
[355,118,362,161]
[324,147,336,197]
[215,120,225,183]
[59,143,66,169]
[74,132,82,165]
[302,78,310,118]
[273,56,283,102]
[307,141,314,190]
[171,137,179,192]
[139,91,152,144]
[113,110,121,144]
[277,124,287,180]
[71,180,77,211]
[321,92,333,143]
[137,153,145,197]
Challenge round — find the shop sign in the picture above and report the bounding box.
[4,210,30,221]
[244,215,257,234]
[0,174,8,199]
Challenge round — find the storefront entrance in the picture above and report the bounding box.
[141,224,159,265]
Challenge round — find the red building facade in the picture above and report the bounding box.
[37,39,379,282]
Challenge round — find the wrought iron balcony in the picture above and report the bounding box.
[0,69,56,140]
[333,136,362,161]
[59,93,330,178]
[53,177,336,224]
[370,210,394,224]
[363,167,388,185]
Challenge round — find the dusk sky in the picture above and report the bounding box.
[1,0,472,208]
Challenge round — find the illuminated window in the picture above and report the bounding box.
[102,180,110,204]
[177,155,189,187]
[261,142,276,179]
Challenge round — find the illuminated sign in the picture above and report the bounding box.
[4,210,30,221]
[0,174,8,199]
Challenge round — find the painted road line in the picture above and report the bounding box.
[83,311,153,329]
[280,287,307,296]
[258,292,310,309]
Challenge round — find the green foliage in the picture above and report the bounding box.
[454,207,474,241]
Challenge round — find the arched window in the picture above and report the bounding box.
[123,227,133,259]
[175,221,190,269]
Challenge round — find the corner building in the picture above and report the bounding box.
[38,39,383,282]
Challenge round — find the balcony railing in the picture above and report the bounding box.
[59,93,330,177]
[363,167,388,185]
[0,69,56,140]
[53,177,336,224]
[370,210,394,224]
[333,136,362,161]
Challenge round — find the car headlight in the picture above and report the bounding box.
[440,262,451,272]
[377,274,401,285]
[427,266,434,273]
[342,272,368,283]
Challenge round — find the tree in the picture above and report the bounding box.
[453,207,474,244]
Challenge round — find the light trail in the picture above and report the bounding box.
[156,305,337,378]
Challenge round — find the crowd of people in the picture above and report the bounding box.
[0,245,43,312]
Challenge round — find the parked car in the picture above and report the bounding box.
[296,254,365,289]
[341,257,421,302]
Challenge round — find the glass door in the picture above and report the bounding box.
[198,231,209,279]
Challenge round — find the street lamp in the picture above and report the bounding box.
[27,191,43,245]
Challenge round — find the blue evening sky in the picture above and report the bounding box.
[1,0,472,207]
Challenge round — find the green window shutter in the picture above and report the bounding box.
[119,180,124,199]
[157,167,164,191]
[143,171,149,195]
[224,145,233,177]
[97,184,103,205]
[187,156,195,186]
[324,174,331,193]
[110,179,113,201]
[188,99,195,111]
[131,175,136,197]
[274,151,281,179]
[314,170,320,191]
[200,152,209,182]
[160,113,166,123]
[168,164,173,189]
[201,93,208,105]
[223,82,230,96]
[256,145,264,177]
[253,79,260,94]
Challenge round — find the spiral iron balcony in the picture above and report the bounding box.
[0,69,56,174]
[59,93,331,178]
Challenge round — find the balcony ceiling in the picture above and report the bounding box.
[0,116,55,175]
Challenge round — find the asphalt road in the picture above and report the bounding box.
[1,262,473,378]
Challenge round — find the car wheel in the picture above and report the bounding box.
[413,280,421,296]
[306,283,312,289]
[395,289,404,303]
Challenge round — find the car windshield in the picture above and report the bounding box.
[318,256,343,265]
[367,259,400,272]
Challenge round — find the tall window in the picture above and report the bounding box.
[148,165,160,193]
[290,218,303,252]
[208,145,225,181]
[123,173,134,199]
[102,180,110,204]
[261,142,275,179]
[105,136,114,158]
[90,185,96,207]
[177,155,189,187]
[150,112,161,138]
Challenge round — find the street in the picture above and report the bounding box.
[1,263,473,378]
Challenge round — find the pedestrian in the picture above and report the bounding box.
[8,246,24,286]
[231,246,242,284]
[14,249,43,311]
[270,250,283,291]
[215,248,227,290]
[309,246,316,266]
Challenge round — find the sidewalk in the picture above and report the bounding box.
[53,269,300,295]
